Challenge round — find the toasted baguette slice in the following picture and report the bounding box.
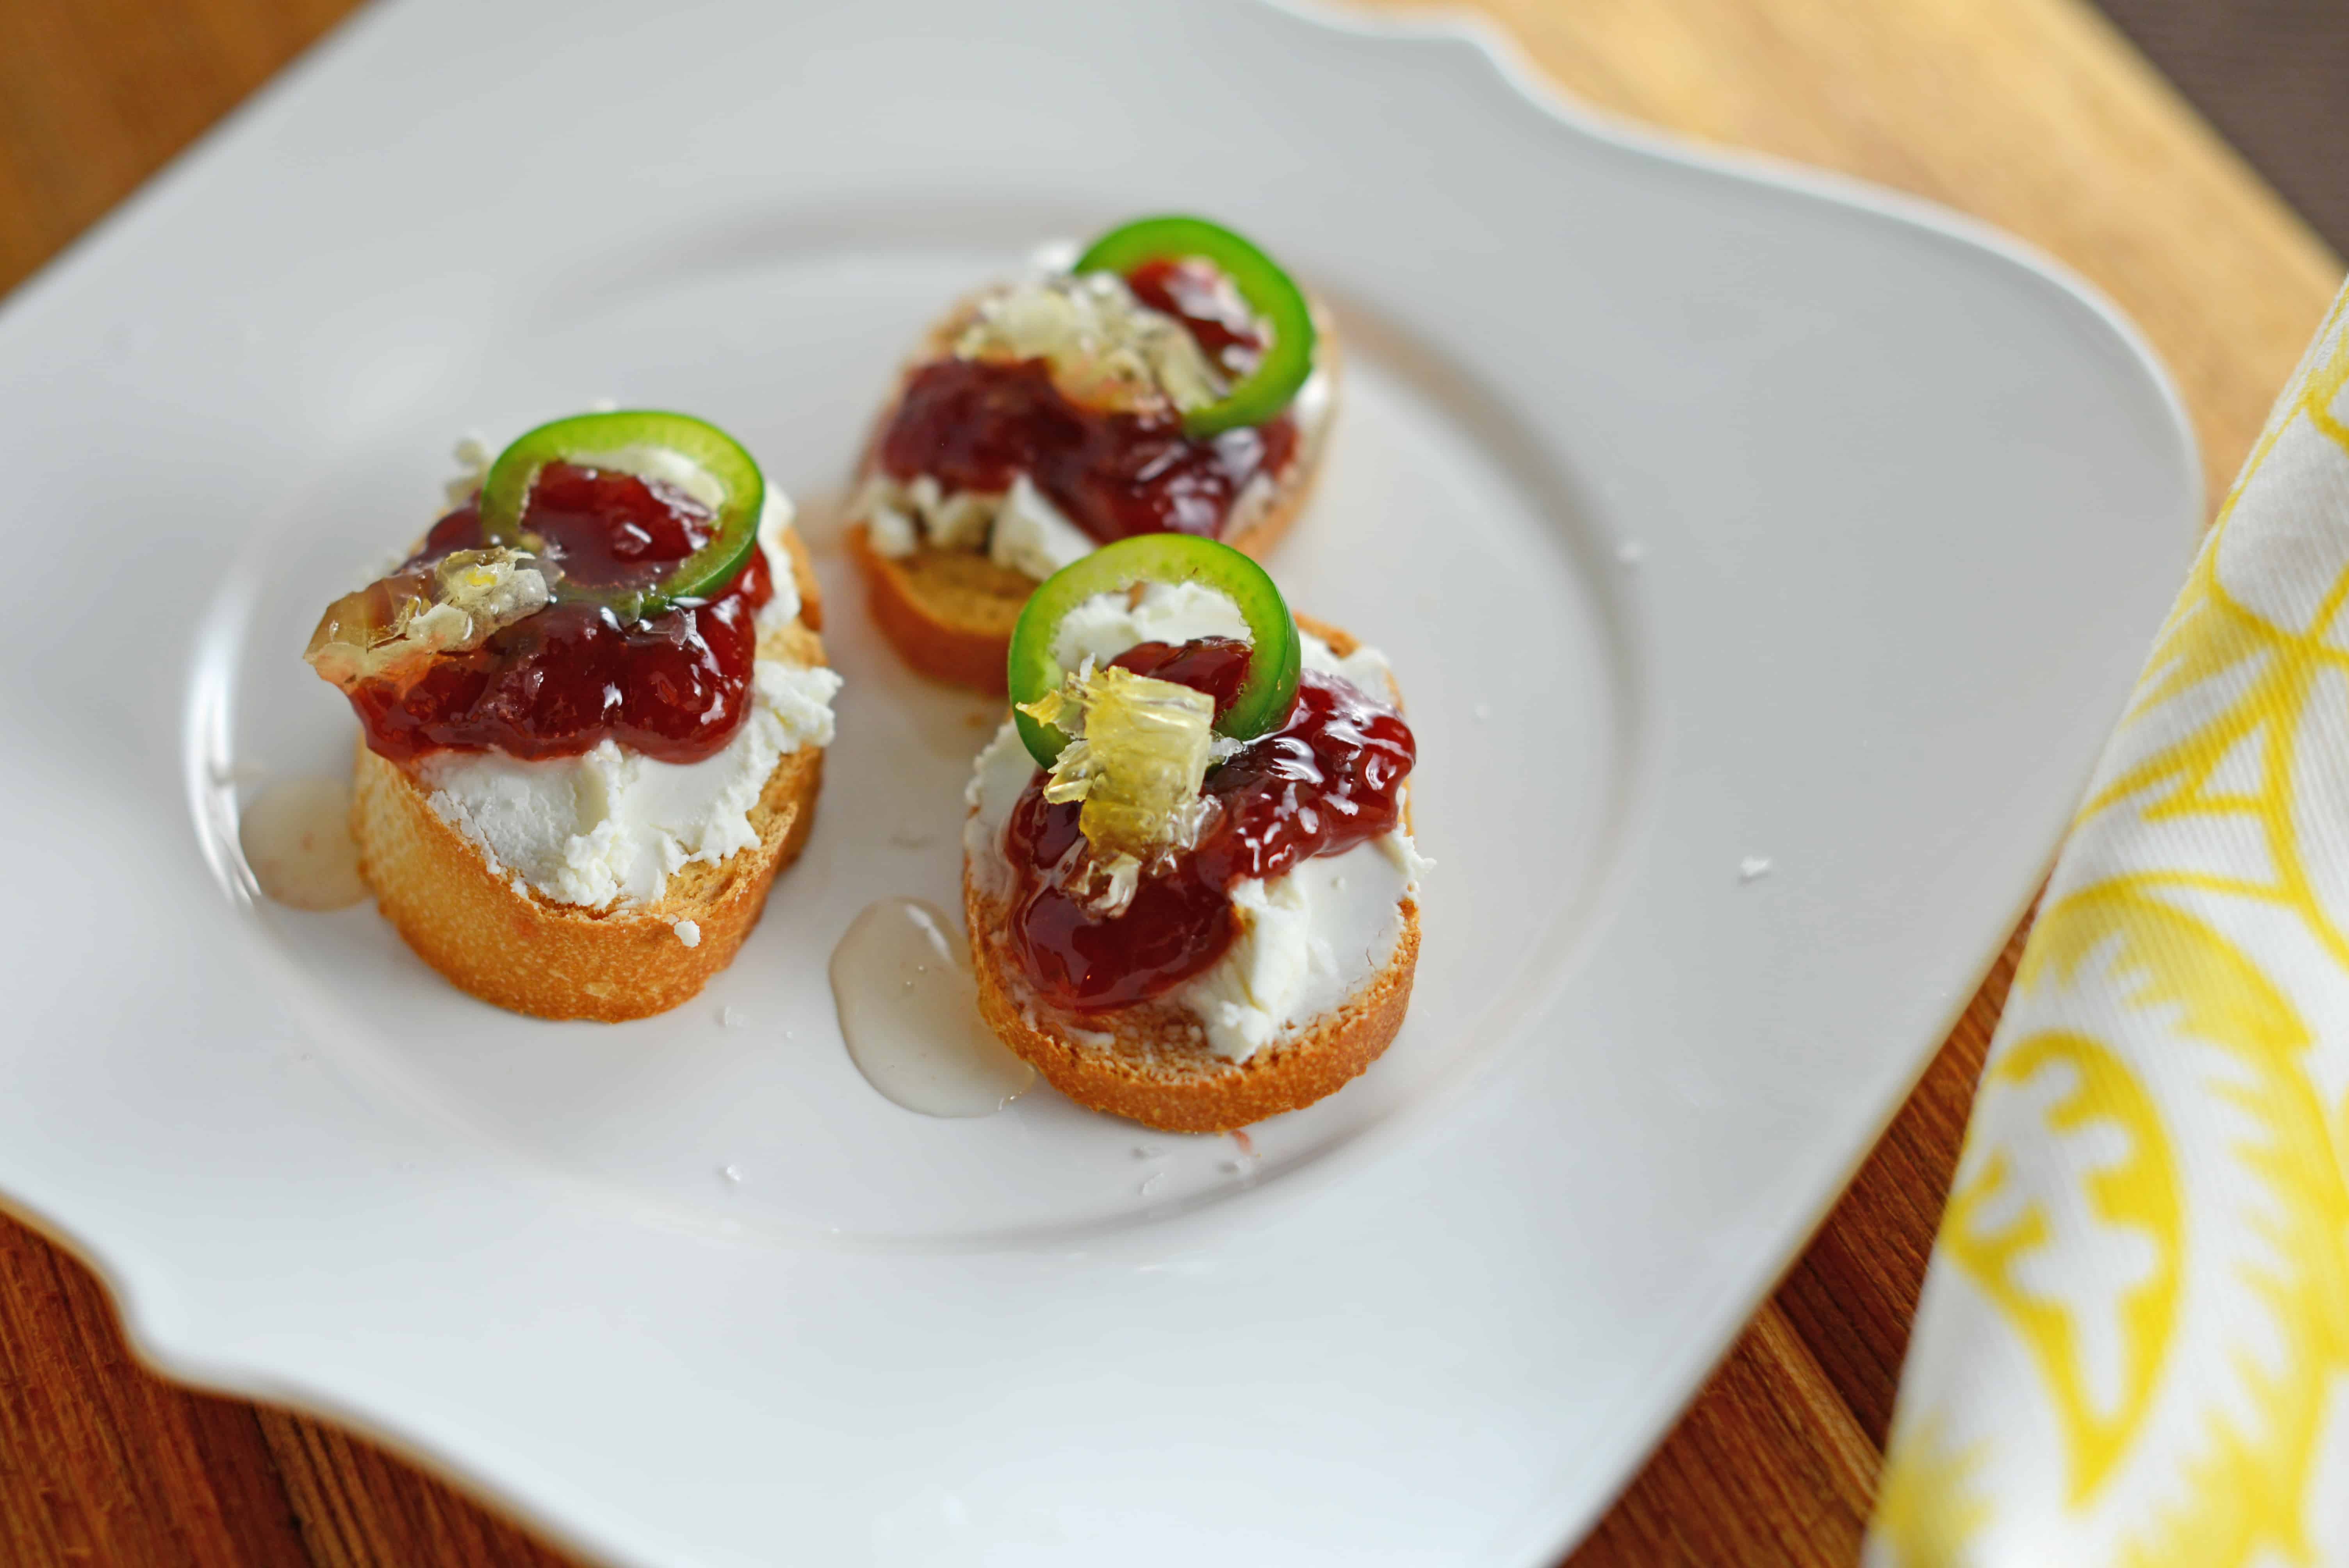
[962,615,1417,1131]
[848,298,1341,695]
[350,532,831,1024]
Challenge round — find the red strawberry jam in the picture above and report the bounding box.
[876,263,1302,546]
[1001,638,1416,1011]
[342,462,773,766]
[1124,257,1265,372]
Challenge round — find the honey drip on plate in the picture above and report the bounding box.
[240,778,367,911]
[829,899,1033,1117]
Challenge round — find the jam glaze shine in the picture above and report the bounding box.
[344,462,774,766]
[1002,638,1417,1012]
[876,261,1303,547]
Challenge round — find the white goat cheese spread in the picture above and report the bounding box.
[964,582,1426,1061]
[859,263,1333,580]
[861,471,1098,581]
[417,492,841,911]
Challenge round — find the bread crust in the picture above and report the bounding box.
[966,887,1417,1133]
[960,613,1420,1131]
[847,523,1034,693]
[348,531,831,1023]
[848,295,1340,695]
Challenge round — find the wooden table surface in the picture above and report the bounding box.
[1,1,2338,1563]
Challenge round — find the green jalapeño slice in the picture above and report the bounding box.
[1009,534,1302,769]
[478,410,764,621]
[1073,215,1316,440]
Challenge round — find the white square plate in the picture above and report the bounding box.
[0,0,2195,1562]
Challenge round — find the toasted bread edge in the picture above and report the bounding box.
[346,529,832,1023]
[959,610,1420,1131]
[848,303,1341,694]
[965,884,1419,1133]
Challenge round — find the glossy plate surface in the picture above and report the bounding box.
[0,0,2195,1562]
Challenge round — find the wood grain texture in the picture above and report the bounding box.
[0,1219,311,1567]
[2098,0,2349,257]
[1571,1304,1880,1565]
[1440,0,2342,513]
[0,1,2338,1565]
[253,1411,576,1568]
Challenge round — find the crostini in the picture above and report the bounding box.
[304,410,842,1021]
[960,536,1426,1131]
[848,214,1338,693]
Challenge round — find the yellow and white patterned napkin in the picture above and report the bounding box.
[1866,285,2349,1563]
